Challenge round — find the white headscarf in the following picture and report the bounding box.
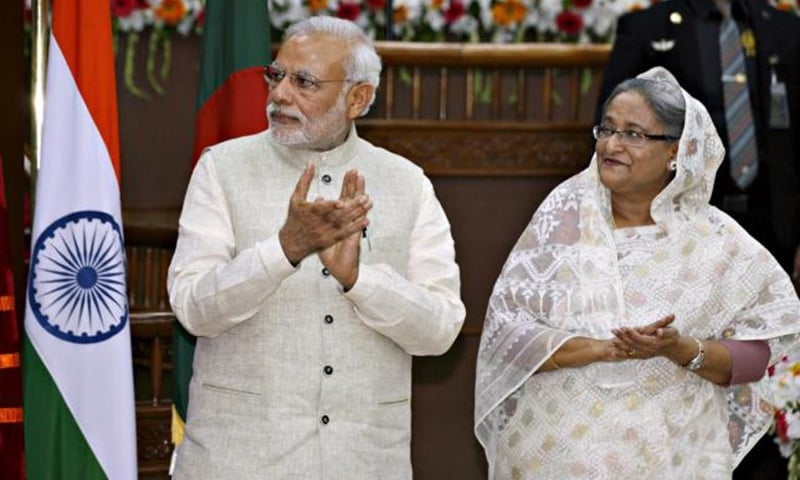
[474,67,800,478]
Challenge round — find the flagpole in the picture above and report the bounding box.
[30,0,50,206]
[385,0,393,40]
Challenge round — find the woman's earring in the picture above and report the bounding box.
[668,160,677,171]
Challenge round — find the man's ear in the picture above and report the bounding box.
[346,83,374,119]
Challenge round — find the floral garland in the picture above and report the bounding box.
[111,0,205,98]
[22,0,800,94]
[271,0,641,44]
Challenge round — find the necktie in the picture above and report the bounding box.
[719,15,758,189]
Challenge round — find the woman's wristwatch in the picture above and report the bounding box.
[683,337,705,371]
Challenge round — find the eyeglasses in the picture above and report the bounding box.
[593,125,679,147]
[264,64,351,92]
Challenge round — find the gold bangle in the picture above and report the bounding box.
[547,354,563,370]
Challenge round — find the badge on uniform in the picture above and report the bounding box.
[769,65,790,129]
[650,39,676,51]
[740,29,756,57]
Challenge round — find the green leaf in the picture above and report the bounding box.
[146,31,165,96]
[399,67,413,86]
[123,33,149,99]
[580,68,593,96]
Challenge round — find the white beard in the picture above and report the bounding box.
[267,94,351,151]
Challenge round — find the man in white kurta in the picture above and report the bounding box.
[168,18,465,480]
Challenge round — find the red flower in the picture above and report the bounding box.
[444,0,466,23]
[556,11,583,35]
[775,410,790,444]
[572,0,593,8]
[366,0,387,12]
[337,2,362,20]
[111,0,138,17]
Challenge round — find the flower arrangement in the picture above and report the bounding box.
[110,0,206,97]
[22,0,800,96]
[767,352,800,480]
[268,0,652,44]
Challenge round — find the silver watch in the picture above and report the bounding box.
[683,337,705,371]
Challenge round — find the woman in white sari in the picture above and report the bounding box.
[474,67,800,479]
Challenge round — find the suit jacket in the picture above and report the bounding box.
[598,0,800,267]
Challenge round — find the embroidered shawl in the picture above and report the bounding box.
[474,67,800,479]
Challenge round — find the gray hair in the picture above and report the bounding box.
[285,17,382,116]
[602,77,686,139]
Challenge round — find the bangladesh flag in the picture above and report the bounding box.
[173,0,271,450]
[23,0,137,478]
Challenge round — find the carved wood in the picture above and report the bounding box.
[373,42,611,67]
[358,120,593,176]
[135,404,173,475]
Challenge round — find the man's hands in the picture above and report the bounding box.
[317,170,368,290]
[279,164,372,289]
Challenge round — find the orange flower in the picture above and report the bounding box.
[491,0,527,28]
[308,0,330,13]
[154,0,187,26]
[431,0,445,9]
[393,5,409,23]
[775,1,794,12]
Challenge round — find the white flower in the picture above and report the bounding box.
[117,10,151,33]
[582,0,617,38]
[449,14,479,37]
[535,0,563,33]
[269,0,309,30]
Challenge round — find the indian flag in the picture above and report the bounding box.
[23,1,137,478]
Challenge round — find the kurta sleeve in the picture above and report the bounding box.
[345,177,466,355]
[167,151,297,337]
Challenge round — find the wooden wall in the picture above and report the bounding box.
[119,34,609,478]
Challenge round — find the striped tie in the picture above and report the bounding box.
[719,16,758,189]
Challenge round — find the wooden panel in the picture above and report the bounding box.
[374,42,610,67]
[358,120,592,176]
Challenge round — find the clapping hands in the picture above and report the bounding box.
[610,314,680,360]
[279,163,372,290]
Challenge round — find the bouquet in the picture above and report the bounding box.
[767,352,800,480]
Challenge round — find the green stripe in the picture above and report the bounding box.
[196,0,272,108]
[173,322,196,422]
[23,336,106,479]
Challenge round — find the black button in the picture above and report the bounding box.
[322,268,330,276]
[323,365,333,375]
[324,315,334,324]
[321,415,330,424]
[321,174,332,184]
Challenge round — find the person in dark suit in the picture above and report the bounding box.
[598,1,800,478]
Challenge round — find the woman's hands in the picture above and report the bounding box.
[540,314,733,384]
[610,314,690,361]
[609,314,733,384]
